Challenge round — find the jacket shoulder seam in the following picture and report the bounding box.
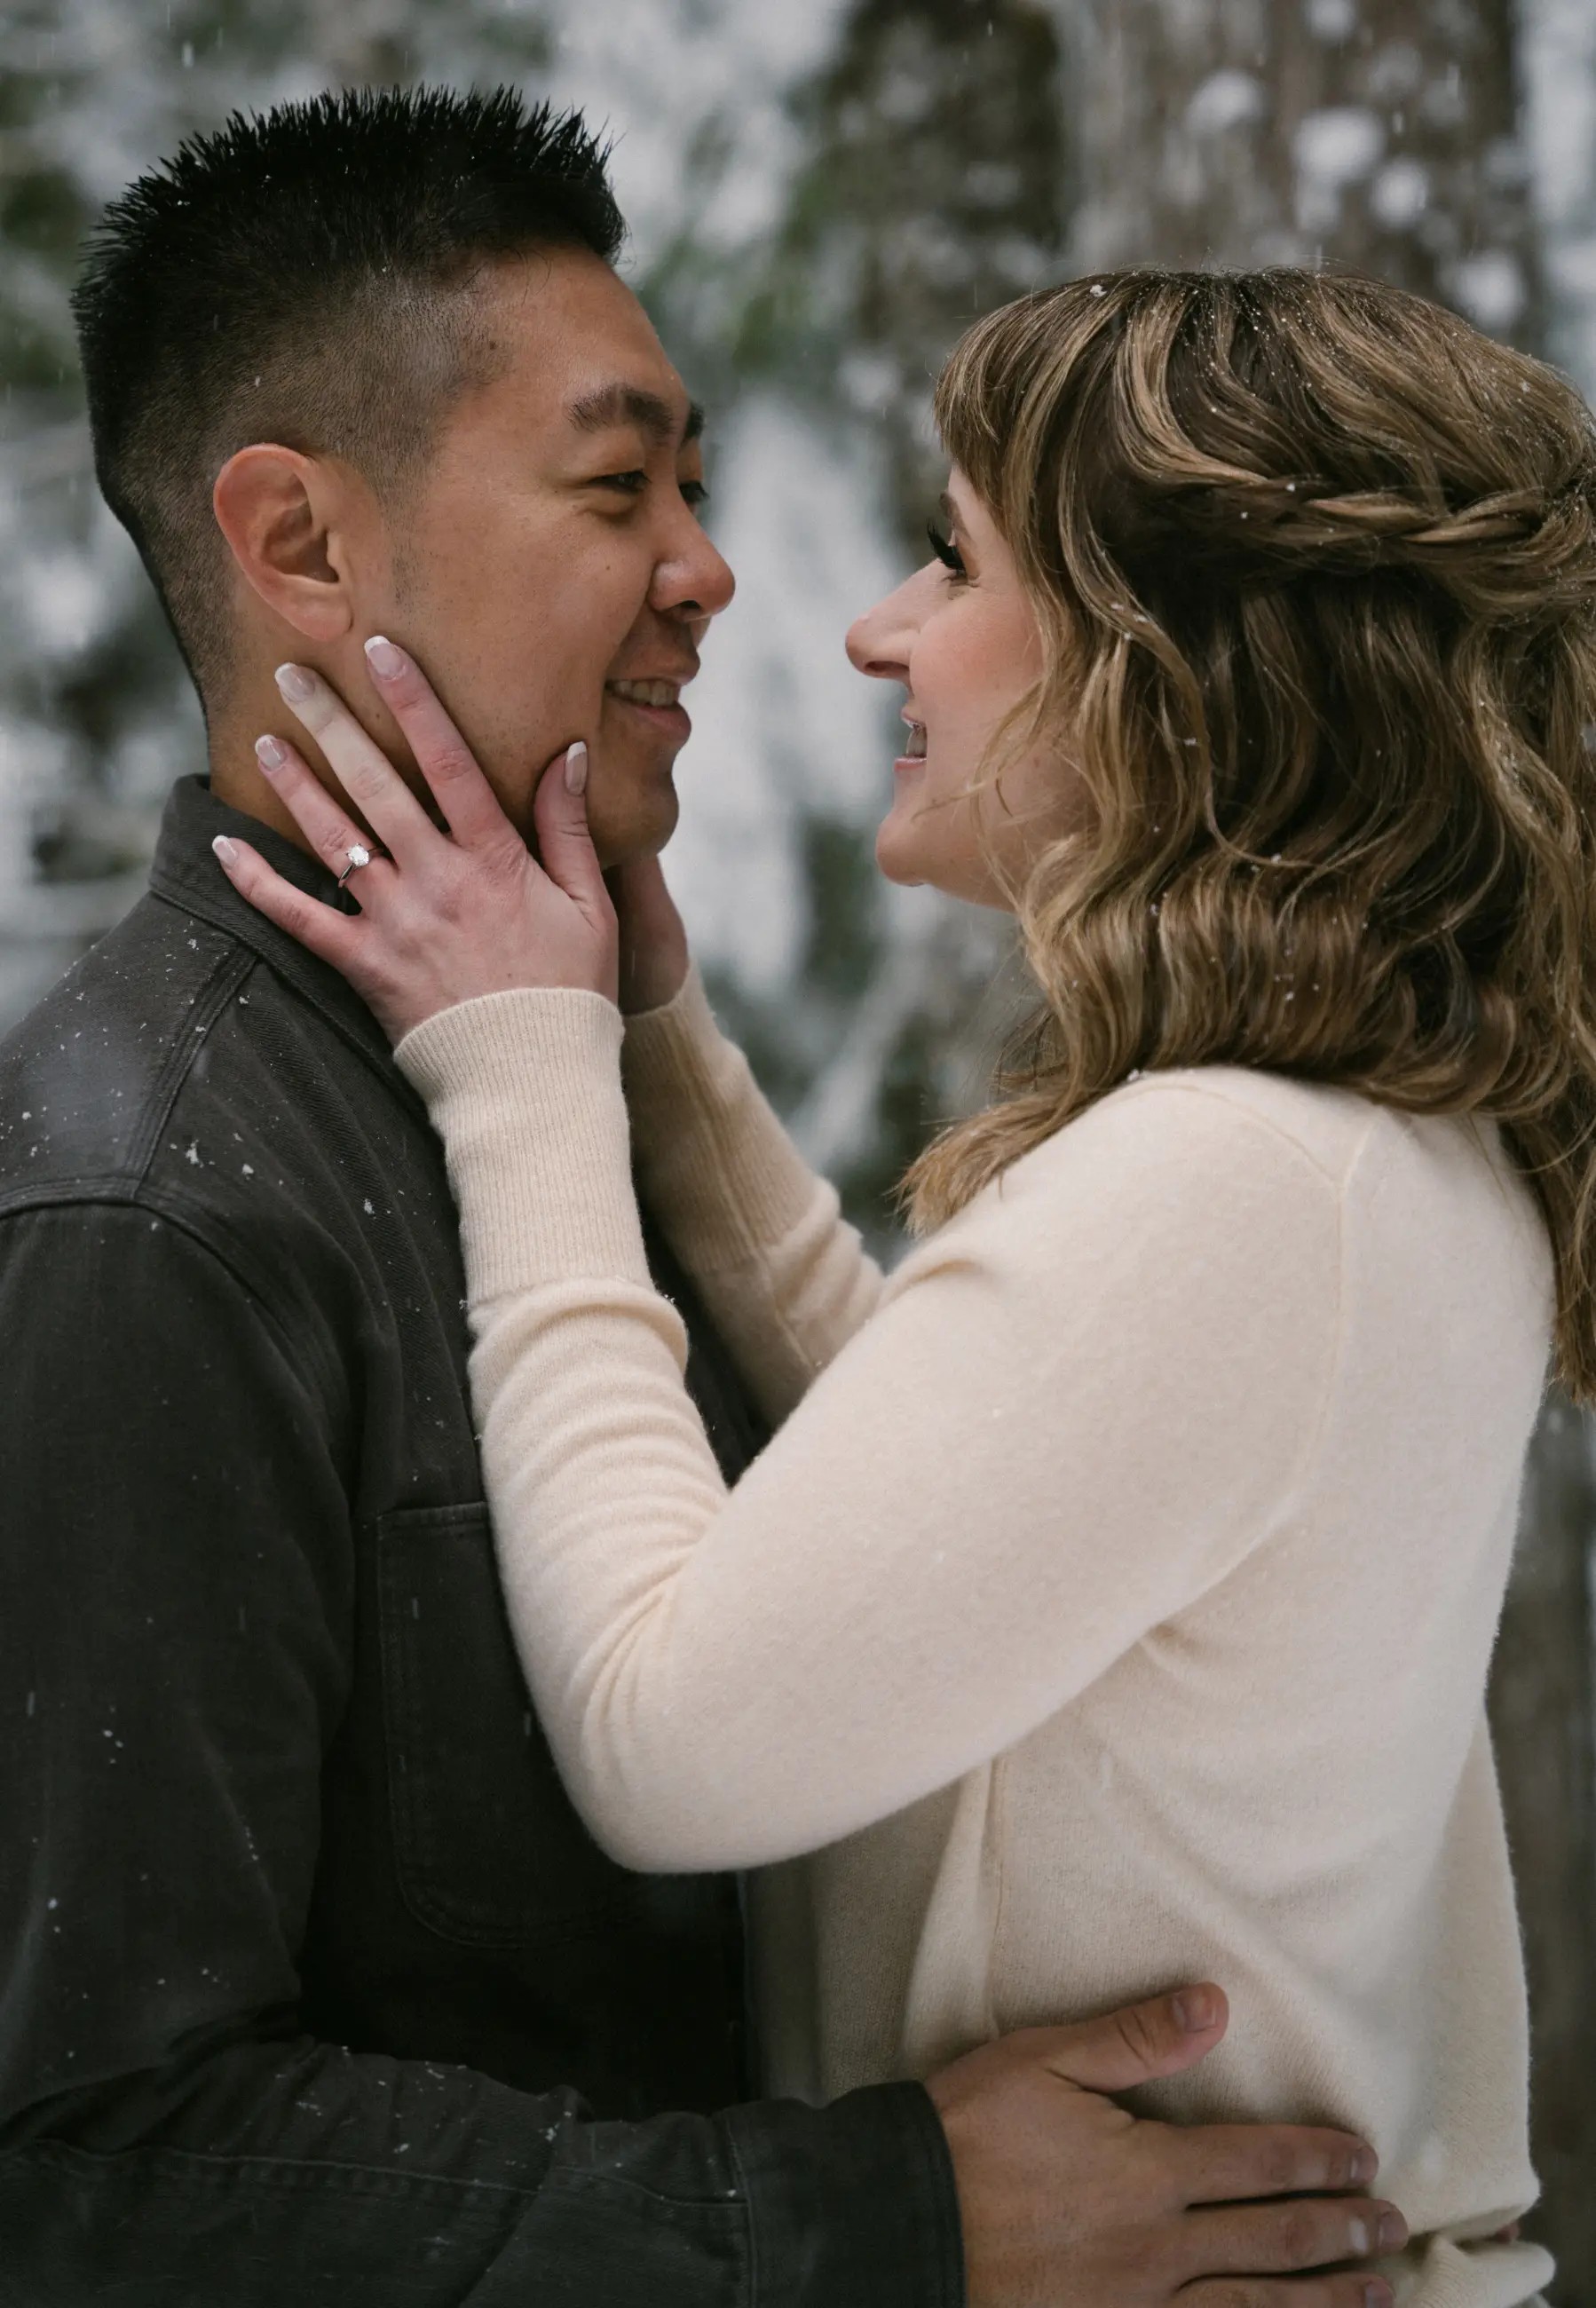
[124,942,257,1184]
[0,1186,347,1426]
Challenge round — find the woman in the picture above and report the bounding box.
[217,268,1596,2305]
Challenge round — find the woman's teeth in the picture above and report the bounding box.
[609,679,682,708]
[903,722,928,759]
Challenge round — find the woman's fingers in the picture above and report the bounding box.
[532,744,608,912]
[211,836,366,976]
[253,733,396,894]
[360,635,529,852]
[273,660,438,864]
[217,645,619,1036]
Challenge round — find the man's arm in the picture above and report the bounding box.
[0,1201,955,2307]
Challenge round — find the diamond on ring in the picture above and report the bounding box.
[346,844,371,870]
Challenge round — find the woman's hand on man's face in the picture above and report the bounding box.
[210,637,621,1044]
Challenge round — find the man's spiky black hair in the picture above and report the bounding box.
[72,86,626,703]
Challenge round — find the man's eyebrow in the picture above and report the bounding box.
[568,383,706,447]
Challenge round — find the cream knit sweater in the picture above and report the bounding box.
[397,967,1556,2308]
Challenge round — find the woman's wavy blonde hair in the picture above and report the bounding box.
[901,267,1596,1404]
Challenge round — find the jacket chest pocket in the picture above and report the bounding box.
[376,1501,646,1948]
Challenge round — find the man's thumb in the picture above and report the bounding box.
[1038,1984,1229,2094]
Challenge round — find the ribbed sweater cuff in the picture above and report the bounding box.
[395,988,651,1299]
[621,964,825,1267]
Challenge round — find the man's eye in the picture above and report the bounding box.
[596,470,649,495]
[681,479,709,510]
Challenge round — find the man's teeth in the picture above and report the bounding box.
[904,723,928,759]
[609,679,682,708]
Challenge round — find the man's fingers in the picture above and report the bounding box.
[1033,1984,1229,2094]
[273,660,436,863]
[1180,2195,1407,2280]
[212,837,365,976]
[1172,2122,1379,2205]
[1181,2278,1392,2308]
[361,635,519,850]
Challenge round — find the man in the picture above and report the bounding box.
[0,87,1395,2304]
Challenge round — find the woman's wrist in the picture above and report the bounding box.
[397,985,652,1295]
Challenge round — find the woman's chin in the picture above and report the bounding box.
[873,814,928,888]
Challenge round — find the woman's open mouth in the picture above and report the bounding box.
[606,678,691,743]
[896,719,928,770]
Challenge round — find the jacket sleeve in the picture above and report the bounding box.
[0,1201,962,2308]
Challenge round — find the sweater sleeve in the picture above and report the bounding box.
[397,988,1343,1875]
[620,967,886,1425]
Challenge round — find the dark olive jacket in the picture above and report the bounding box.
[0,775,962,2306]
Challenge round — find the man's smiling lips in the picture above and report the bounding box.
[605,668,697,743]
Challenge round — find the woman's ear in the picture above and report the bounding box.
[211,443,358,646]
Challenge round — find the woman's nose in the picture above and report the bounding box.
[846,582,916,681]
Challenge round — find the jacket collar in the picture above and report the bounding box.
[148,774,410,1096]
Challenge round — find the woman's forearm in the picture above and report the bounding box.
[621,967,884,1423]
[398,987,1340,1877]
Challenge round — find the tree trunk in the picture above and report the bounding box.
[1069,0,1540,344]
[1059,4,1595,2296]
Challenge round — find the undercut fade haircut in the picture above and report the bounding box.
[73,86,626,704]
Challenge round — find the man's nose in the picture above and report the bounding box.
[654,521,736,624]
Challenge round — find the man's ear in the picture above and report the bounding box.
[212,444,360,647]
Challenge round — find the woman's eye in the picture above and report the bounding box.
[927,520,968,581]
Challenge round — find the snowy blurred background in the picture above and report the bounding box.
[2,0,1592,2290]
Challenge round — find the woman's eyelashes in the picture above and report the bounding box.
[927,519,968,581]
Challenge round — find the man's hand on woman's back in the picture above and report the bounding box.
[930,1984,1403,2308]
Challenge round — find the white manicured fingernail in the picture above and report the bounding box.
[565,740,589,796]
[212,836,239,867]
[256,735,288,772]
[274,662,314,704]
[1347,2218,1371,2257]
[364,636,407,680]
